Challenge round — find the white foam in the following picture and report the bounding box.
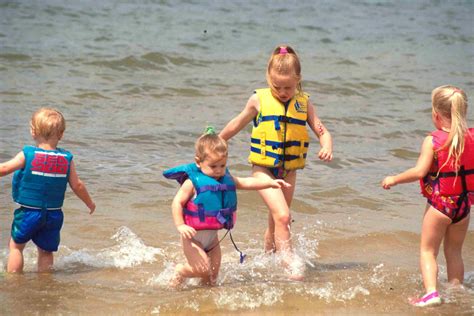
[57,226,164,269]
[214,284,284,310]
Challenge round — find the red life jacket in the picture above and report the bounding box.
[420,128,474,197]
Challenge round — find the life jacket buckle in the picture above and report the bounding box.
[260,133,266,159]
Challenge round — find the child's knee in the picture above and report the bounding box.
[274,213,291,227]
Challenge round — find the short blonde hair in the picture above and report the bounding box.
[195,133,228,162]
[30,107,66,140]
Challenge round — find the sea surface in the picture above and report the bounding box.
[0,0,473,314]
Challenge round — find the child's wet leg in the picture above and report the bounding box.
[419,207,450,293]
[444,214,470,286]
[7,239,25,273]
[37,248,54,273]
[411,206,450,306]
[264,213,276,253]
[207,241,221,286]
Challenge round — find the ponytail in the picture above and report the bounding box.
[432,85,468,171]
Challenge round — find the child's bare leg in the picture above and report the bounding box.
[170,237,211,287]
[253,166,296,253]
[7,239,25,273]
[37,248,54,273]
[264,213,276,253]
[264,171,296,254]
[419,206,451,293]
[444,214,470,286]
[206,239,221,285]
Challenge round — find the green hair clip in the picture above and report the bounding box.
[204,126,216,135]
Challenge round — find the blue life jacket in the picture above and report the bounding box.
[12,146,73,209]
[163,163,237,230]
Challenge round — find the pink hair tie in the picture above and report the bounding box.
[279,47,288,55]
[451,88,462,97]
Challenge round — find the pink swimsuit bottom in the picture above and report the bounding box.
[426,193,472,223]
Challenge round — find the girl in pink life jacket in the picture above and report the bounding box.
[382,85,473,307]
[165,128,290,288]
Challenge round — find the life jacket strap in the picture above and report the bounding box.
[205,229,246,264]
[250,146,307,166]
[259,115,306,131]
[196,184,236,194]
[430,167,474,179]
[251,138,309,149]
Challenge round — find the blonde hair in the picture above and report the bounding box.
[30,107,66,140]
[431,85,468,170]
[266,45,303,95]
[195,131,228,162]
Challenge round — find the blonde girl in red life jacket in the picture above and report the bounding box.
[382,85,473,307]
[219,45,333,280]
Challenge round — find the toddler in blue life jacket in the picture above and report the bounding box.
[0,107,96,273]
[163,127,290,287]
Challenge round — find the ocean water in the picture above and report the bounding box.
[0,0,473,314]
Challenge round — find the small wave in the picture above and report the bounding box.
[0,53,31,61]
[87,56,168,72]
[57,226,164,270]
[389,148,419,160]
[73,92,109,99]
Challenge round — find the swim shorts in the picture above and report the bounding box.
[11,206,64,252]
[427,193,472,223]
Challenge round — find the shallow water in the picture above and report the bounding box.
[1,1,473,314]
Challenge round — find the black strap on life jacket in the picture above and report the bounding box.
[206,229,246,264]
[432,166,473,214]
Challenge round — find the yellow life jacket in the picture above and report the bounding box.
[248,88,309,170]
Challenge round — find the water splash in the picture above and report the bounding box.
[57,226,164,269]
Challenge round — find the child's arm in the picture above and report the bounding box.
[68,161,96,214]
[382,136,434,189]
[219,94,259,141]
[307,101,333,162]
[172,179,197,239]
[0,152,25,177]
[232,176,291,190]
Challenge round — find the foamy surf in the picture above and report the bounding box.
[56,226,164,270]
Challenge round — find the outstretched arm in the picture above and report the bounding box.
[382,136,434,189]
[0,151,25,177]
[68,161,96,214]
[232,175,291,190]
[171,179,197,239]
[307,101,333,162]
[219,94,259,141]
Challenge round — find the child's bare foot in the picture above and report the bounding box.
[169,264,185,289]
[282,253,305,281]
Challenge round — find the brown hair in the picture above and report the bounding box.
[30,107,66,140]
[195,131,228,162]
[266,45,303,95]
[431,85,468,170]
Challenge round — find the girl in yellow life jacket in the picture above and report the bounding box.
[219,45,333,279]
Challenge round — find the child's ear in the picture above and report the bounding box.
[57,132,64,141]
[194,156,201,167]
[30,125,36,138]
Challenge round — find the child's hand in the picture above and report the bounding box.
[177,224,196,239]
[318,146,333,162]
[271,179,291,188]
[381,176,396,190]
[88,202,96,214]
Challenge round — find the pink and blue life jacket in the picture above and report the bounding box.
[12,146,73,210]
[163,163,237,230]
